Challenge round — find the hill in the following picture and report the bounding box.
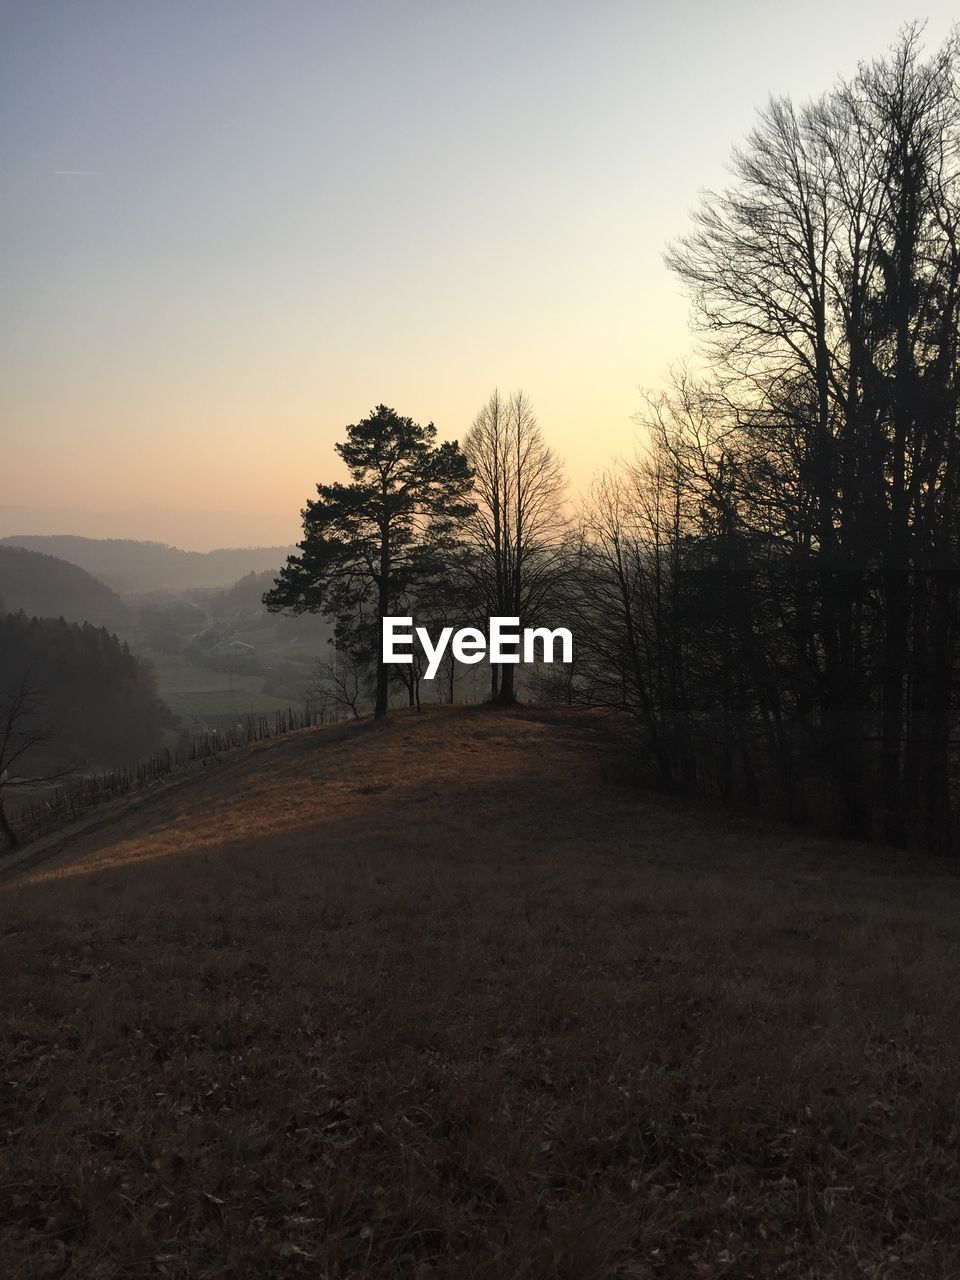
[0,545,130,631]
[0,612,171,793]
[3,706,960,1276]
[0,536,296,594]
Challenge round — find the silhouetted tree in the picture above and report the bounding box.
[264,406,475,719]
[464,389,569,705]
[306,645,370,720]
[564,28,960,852]
[401,548,480,704]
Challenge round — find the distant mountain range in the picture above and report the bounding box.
[0,546,131,631]
[0,536,297,594]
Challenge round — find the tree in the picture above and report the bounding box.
[264,406,475,719]
[401,550,480,704]
[573,388,701,787]
[305,646,370,721]
[0,671,73,853]
[663,26,960,849]
[464,389,569,705]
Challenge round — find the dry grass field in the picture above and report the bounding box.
[2,706,960,1278]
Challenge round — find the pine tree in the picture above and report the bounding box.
[264,406,475,718]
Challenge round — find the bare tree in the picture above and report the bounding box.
[307,647,371,721]
[662,26,960,848]
[464,389,569,704]
[301,668,333,724]
[573,395,697,786]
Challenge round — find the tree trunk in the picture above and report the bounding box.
[494,664,516,706]
[0,794,18,854]
[880,573,909,845]
[375,522,391,719]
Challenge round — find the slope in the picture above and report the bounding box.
[0,536,296,593]
[2,706,960,1278]
[0,545,130,631]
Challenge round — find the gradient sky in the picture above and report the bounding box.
[2,2,956,550]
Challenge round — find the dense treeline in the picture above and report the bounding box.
[0,611,173,775]
[564,28,960,854]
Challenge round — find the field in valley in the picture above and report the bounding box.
[144,648,309,725]
[2,707,960,1278]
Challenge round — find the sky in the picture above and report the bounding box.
[2,1,957,550]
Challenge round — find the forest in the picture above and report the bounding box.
[0,612,173,849]
[268,29,960,856]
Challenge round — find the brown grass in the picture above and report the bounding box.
[2,705,960,1278]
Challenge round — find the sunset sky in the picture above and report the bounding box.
[3,1,957,550]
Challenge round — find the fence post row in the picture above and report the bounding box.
[15,705,331,842]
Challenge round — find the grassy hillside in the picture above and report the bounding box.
[0,536,296,594]
[3,707,960,1277]
[0,546,130,632]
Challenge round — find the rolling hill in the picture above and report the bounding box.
[0,535,296,594]
[3,706,960,1276]
[0,545,131,631]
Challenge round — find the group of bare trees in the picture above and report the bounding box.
[564,27,960,854]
